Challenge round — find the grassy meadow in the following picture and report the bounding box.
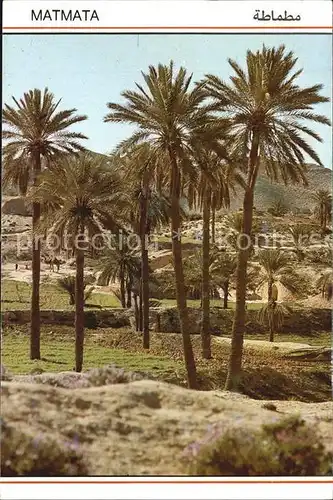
[3,324,330,402]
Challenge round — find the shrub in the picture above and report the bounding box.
[151,271,176,299]
[1,420,87,476]
[308,248,332,266]
[183,416,332,476]
[84,311,98,329]
[267,199,289,217]
[85,364,145,386]
[57,275,95,306]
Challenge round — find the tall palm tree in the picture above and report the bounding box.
[203,45,330,390]
[118,145,171,348]
[104,62,222,388]
[192,147,239,359]
[312,189,332,232]
[2,88,87,359]
[257,248,306,341]
[29,152,126,372]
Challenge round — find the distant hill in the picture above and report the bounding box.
[3,157,331,213]
[230,164,332,212]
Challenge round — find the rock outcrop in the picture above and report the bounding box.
[2,197,32,217]
[2,375,333,475]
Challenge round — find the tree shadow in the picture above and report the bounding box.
[40,358,67,365]
[2,299,30,304]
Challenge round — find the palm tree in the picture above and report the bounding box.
[257,248,306,341]
[312,189,332,232]
[210,251,237,309]
[2,88,87,360]
[203,45,330,390]
[118,145,171,348]
[104,62,222,388]
[257,302,291,343]
[288,224,311,261]
[316,271,332,301]
[226,212,260,254]
[98,246,141,309]
[191,147,238,359]
[29,152,125,372]
[57,275,95,306]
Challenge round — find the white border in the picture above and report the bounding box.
[2,1,333,32]
[1,0,333,498]
[1,477,333,499]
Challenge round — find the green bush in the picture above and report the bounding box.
[1,421,87,476]
[84,311,98,329]
[183,416,332,476]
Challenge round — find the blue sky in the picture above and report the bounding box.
[3,34,332,168]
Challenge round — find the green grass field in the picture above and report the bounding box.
[2,280,120,311]
[2,279,263,311]
[2,325,330,402]
[159,298,264,310]
[3,326,182,378]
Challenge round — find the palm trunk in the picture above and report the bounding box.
[323,205,327,230]
[169,147,197,389]
[211,208,216,244]
[119,264,126,308]
[223,282,229,309]
[201,190,212,359]
[225,133,260,391]
[267,279,273,302]
[126,277,132,308]
[141,241,150,348]
[140,177,150,349]
[75,245,85,372]
[269,324,274,343]
[134,293,139,331]
[30,153,41,360]
[139,278,143,332]
[320,203,324,230]
[267,280,275,342]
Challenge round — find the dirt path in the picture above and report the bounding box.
[214,337,312,352]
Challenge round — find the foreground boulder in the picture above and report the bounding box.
[2,372,332,475]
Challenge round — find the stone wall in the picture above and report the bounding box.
[149,307,331,334]
[3,306,331,334]
[3,309,131,329]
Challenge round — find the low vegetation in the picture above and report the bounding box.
[2,279,264,311]
[183,416,332,476]
[3,326,330,402]
[1,280,120,311]
[1,421,87,476]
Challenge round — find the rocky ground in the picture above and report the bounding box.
[2,374,333,475]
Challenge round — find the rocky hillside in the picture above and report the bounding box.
[2,374,333,475]
[3,164,331,214]
[230,164,331,211]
